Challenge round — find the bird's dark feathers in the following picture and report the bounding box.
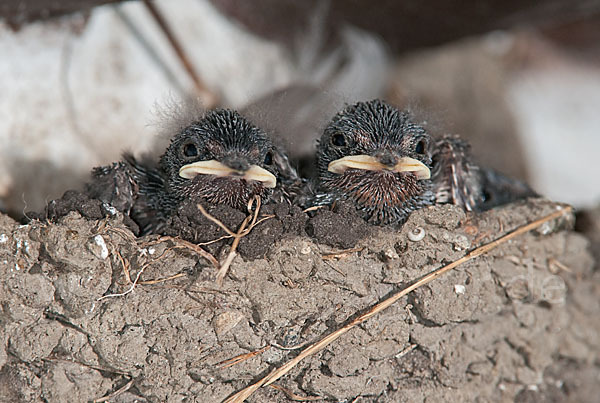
[89,108,297,235]
[431,136,537,211]
[311,99,536,226]
[313,99,435,225]
[86,101,533,234]
[431,136,484,211]
[88,161,138,215]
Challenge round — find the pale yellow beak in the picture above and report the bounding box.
[179,160,277,188]
[327,154,430,180]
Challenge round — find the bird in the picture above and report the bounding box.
[311,99,536,226]
[87,108,289,234]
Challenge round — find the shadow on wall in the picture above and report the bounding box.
[2,158,90,220]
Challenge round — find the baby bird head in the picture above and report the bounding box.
[316,99,434,225]
[161,109,278,210]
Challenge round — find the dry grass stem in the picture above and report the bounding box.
[44,357,130,376]
[225,206,572,402]
[324,262,346,276]
[250,214,276,228]
[303,206,325,213]
[268,384,322,401]
[215,214,252,285]
[98,246,175,300]
[218,345,271,368]
[115,250,131,284]
[270,341,310,351]
[139,272,186,285]
[137,197,272,286]
[197,196,270,285]
[106,226,138,243]
[197,234,234,246]
[93,378,134,403]
[142,0,218,107]
[97,264,146,301]
[322,247,364,260]
[548,257,573,273]
[395,344,417,359]
[196,203,238,237]
[158,236,220,269]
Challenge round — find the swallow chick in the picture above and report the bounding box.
[430,135,536,212]
[88,109,284,234]
[311,99,536,226]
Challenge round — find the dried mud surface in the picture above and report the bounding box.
[1,199,599,402]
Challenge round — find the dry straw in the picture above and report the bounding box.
[225,206,572,402]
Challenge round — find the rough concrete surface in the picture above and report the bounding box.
[0,199,599,402]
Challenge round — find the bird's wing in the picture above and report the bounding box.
[88,160,138,214]
[432,136,536,212]
[431,136,483,211]
[477,168,538,211]
[271,147,308,205]
[122,153,174,235]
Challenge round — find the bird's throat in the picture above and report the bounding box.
[325,170,427,224]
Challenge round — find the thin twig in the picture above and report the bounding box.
[197,196,266,285]
[252,214,276,227]
[394,344,417,359]
[158,236,220,269]
[115,250,131,284]
[322,247,364,260]
[43,357,130,376]
[197,234,234,246]
[195,203,272,245]
[217,345,271,368]
[303,206,325,213]
[215,199,258,285]
[268,384,322,401]
[142,0,218,107]
[98,264,146,301]
[98,247,174,300]
[196,204,237,237]
[246,196,261,229]
[548,257,573,273]
[225,206,572,402]
[270,341,310,351]
[139,272,187,285]
[93,378,134,403]
[106,226,138,243]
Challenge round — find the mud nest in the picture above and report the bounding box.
[0,199,599,402]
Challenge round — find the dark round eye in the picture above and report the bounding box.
[331,133,346,147]
[482,189,491,203]
[264,151,273,165]
[183,143,198,157]
[415,139,426,154]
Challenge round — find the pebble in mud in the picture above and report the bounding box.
[453,234,471,250]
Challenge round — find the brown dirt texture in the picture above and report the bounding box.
[0,199,599,402]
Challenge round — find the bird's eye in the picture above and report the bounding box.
[264,151,273,165]
[331,133,347,147]
[482,189,491,203]
[415,139,426,154]
[183,143,198,157]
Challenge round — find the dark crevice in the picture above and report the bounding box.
[504,337,534,370]
[406,294,444,327]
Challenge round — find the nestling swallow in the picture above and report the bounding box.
[311,99,536,226]
[88,109,286,234]
[430,135,536,211]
